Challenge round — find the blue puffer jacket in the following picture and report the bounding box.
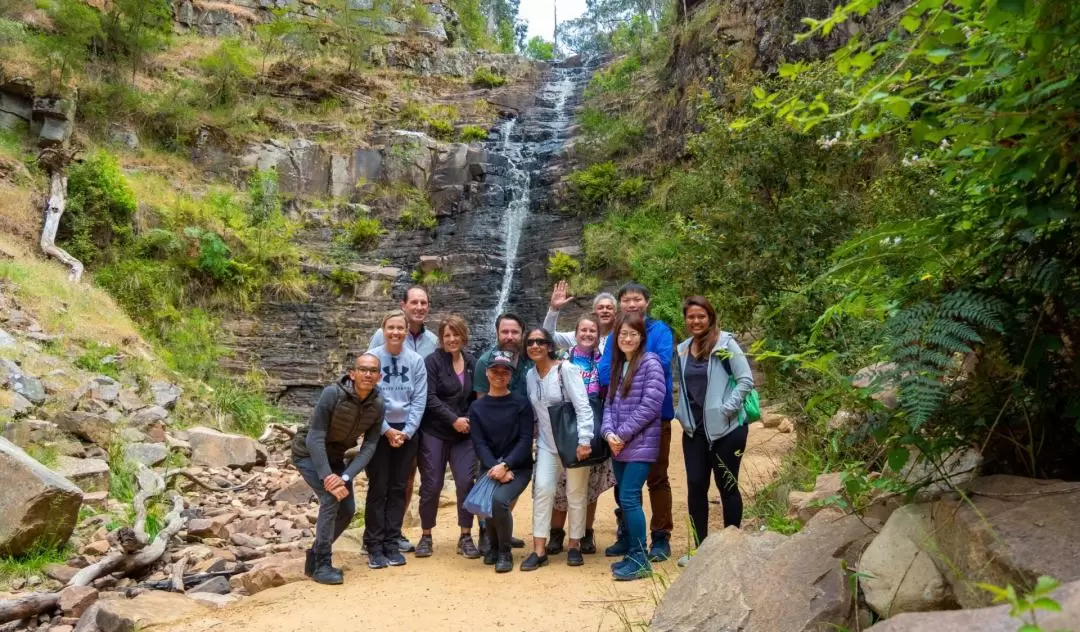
[600,352,666,463]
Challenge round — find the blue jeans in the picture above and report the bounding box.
[613,460,652,561]
[294,456,355,557]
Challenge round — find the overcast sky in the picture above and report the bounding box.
[518,0,588,43]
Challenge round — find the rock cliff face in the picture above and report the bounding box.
[223,59,597,412]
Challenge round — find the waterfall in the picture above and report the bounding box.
[488,68,579,335]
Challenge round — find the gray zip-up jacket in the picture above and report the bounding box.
[675,333,754,442]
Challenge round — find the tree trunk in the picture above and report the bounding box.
[40,171,84,282]
[0,593,60,625]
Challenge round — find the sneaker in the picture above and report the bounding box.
[312,555,344,585]
[483,546,498,566]
[457,535,481,559]
[415,535,433,558]
[567,548,584,567]
[396,536,415,553]
[519,552,549,571]
[611,558,631,571]
[580,529,596,555]
[677,552,694,568]
[495,550,513,573]
[648,534,671,562]
[387,549,407,566]
[368,548,390,570]
[613,562,652,581]
[546,528,565,555]
[510,536,525,549]
[605,538,630,557]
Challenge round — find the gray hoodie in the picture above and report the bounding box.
[675,333,754,442]
[367,344,428,438]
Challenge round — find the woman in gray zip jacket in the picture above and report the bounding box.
[675,296,754,567]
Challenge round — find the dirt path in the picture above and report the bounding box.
[164,423,792,632]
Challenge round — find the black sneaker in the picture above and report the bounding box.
[580,529,597,554]
[396,536,415,553]
[510,536,525,549]
[368,548,390,569]
[457,535,481,559]
[567,548,584,567]
[483,547,498,566]
[519,552,549,571]
[415,535,433,558]
[546,528,565,555]
[387,548,407,566]
[495,550,513,573]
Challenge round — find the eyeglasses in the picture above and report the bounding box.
[618,331,642,340]
[525,339,549,347]
[353,367,380,375]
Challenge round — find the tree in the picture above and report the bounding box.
[101,0,172,83]
[524,35,555,60]
[200,39,256,107]
[36,0,102,89]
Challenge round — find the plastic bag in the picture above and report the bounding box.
[463,474,498,519]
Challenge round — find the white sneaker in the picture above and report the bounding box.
[677,552,694,568]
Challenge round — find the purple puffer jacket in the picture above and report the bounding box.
[601,352,666,463]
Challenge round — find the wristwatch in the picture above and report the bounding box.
[341,474,351,482]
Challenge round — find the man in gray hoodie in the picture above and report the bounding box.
[292,353,385,585]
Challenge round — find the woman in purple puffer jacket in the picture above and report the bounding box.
[601,311,666,581]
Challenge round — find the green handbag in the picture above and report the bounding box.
[721,358,761,424]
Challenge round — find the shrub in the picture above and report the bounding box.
[328,267,361,296]
[427,118,455,140]
[62,150,137,265]
[74,341,122,378]
[567,162,619,208]
[399,196,437,231]
[159,309,224,381]
[459,125,489,142]
[471,67,507,89]
[411,269,451,287]
[344,217,384,250]
[547,251,581,280]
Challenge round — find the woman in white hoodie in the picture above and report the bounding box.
[675,296,754,567]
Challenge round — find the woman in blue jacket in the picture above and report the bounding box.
[675,296,754,567]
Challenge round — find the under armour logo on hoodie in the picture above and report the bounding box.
[383,357,409,384]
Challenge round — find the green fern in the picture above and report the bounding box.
[885,291,1005,427]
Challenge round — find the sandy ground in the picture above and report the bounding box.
[163,422,793,632]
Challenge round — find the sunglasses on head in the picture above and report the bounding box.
[525,338,549,347]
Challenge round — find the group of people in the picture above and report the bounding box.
[290,279,755,584]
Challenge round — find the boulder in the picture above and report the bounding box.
[96,590,208,632]
[186,511,238,540]
[150,381,182,410]
[2,419,59,445]
[931,475,1080,608]
[88,377,120,404]
[53,411,116,446]
[0,328,14,348]
[188,427,263,470]
[893,446,982,499]
[54,456,110,493]
[189,576,231,595]
[380,131,436,191]
[651,509,878,632]
[271,478,314,505]
[860,504,955,616]
[58,586,98,618]
[787,472,844,522]
[852,362,900,409]
[866,578,1080,632]
[123,443,169,467]
[116,390,145,413]
[0,437,83,557]
[7,391,34,416]
[12,374,47,405]
[229,554,307,595]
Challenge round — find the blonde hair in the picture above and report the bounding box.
[439,314,469,345]
[381,310,407,329]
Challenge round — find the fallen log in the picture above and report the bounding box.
[166,468,258,492]
[0,593,60,625]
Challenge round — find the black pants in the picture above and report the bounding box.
[683,423,749,545]
[363,433,420,553]
[294,457,354,557]
[487,467,531,552]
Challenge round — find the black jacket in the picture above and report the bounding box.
[422,349,477,442]
[291,375,384,480]
[468,393,534,471]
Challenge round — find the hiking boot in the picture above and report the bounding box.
[606,509,629,557]
[510,536,525,549]
[396,535,415,553]
[304,549,315,577]
[483,546,499,566]
[457,534,481,559]
[546,528,566,555]
[312,554,344,585]
[478,524,491,556]
[648,532,671,562]
[414,535,433,558]
[611,557,631,571]
[495,548,513,573]
[519,552,549,571]
[613,561,652,581]
[387,548,407,566]
[567,548,584,567]
[580,529,597,554]
[367,546,390,570]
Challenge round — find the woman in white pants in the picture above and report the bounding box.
[522,327,594,570]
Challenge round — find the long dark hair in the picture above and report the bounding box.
[683,296,719,361]
[526,328,558,360]
[608,312,648,402]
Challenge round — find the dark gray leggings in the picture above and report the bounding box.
[682,423,749,545]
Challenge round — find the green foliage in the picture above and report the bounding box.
[447,0,492,50]
[427,117,454,141]
[199,39,256,107]
[567,162,620,208]
[411,268,451,287]
[328,267,361,296]
[979,576,1064,632]
[577,108,646,159]
[0,541,72,590]
[459,125,489,142]
[471,67,507,89]
[343,217,385,250]
[211,371,278,437]
[399,102,459,138]
[547,251,581,280]
[524,36,555,61]
[23,443,60,468]
[159,309,224,382]
[34,0,102,89]
[107,441,138,503]
[74,341,122,378]
[399,195,437,231]
[102,0,173,83]
[62,150,137,265]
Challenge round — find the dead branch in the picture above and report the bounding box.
[0,593,61,625]
[169,555,188,593]
[139,566,250,592]
[165,469,258,492]
[258,423,297,442]
[39,171,84,282]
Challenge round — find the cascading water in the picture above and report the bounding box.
[486,68,580,338]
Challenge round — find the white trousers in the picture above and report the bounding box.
[532,448,589,539]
